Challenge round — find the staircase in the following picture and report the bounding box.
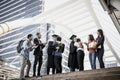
[109,8,120,34]
[25,67,120,80]
[99,0,120,33]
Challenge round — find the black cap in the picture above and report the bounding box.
[77,38,81,42]
[57,36,62,41]
[70,35,77,40]
[52,34,58,38]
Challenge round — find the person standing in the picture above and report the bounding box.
[76,38,85,71]
[54,36,65,73]
[96,29,105,68]
[33,33,46,77]
[85,34,97,70]
[47,34,58,75]
[68,35,78,72]
[20,34,36,80]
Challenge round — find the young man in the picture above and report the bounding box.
[33,32,46,77]
[47,34,58,75]
[20,34,36,80]
[54,36,65,73]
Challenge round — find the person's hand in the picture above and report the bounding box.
[30,44,36,48]
[43,42,47,45]
[84,42,87,45]
[78,44,83,48]
[32,45,38,48]
[56,47,59,50]
[81,42,84,44]
[29,46,33,49]
[33,44,36,46]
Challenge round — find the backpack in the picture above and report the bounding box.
[17,40,25,53]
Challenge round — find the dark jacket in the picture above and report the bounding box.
[58,44,65,53]
[68,41,78,68]
[33,38,45,56]
[47,41,56,55]
[54,43,65,57]
[96,36,105,49]
[47,41,56,68]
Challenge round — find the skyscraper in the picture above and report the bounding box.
[0,0,44,69]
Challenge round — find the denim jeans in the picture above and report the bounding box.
[97,48,105,68]
[89,53,96,70]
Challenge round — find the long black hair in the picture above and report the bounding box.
[88,34,94,41]
[98,29,104,37]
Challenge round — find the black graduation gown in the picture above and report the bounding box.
[47,41,56,68]
[68,41,78,68]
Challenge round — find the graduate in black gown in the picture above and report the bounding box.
[47,34,58,75]
[68,35,78,72]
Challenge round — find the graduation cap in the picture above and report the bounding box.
[77,38,81,42]
[70,35,77,40]
[52,34,58,38]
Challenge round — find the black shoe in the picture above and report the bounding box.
[20,78,25,80]
[37,75,42,77]
[25,75,30,78]
[33,75,36,77]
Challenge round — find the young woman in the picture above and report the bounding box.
[76,38,85,71]
[85,34,97,70]
[96,29,105,68]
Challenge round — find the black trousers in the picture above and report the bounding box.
[77,50,84,71]
[70,67,75,72]
[97,48,105,68]
[47,66,55,75]
[33,55,42,76]
[54,56,62,73]
[47,55,55,75]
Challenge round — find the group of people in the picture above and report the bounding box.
[68,29,105,72]
[19,33,65,80]
[19,29,105,80]
[47,34,65,75]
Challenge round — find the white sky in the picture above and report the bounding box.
[44,0,70,12]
